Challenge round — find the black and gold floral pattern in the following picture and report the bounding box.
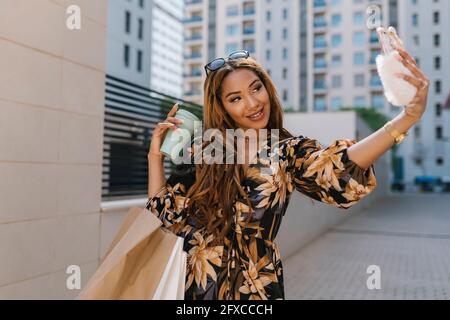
[146,135,377,300]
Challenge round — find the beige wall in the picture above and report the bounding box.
[0,0,108,299]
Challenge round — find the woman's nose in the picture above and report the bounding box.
[245,95,260,110]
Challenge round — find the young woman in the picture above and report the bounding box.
[146,33,429,300]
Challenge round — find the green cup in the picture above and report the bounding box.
[160,109,201,163]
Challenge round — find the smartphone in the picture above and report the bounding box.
[377,27,395,54]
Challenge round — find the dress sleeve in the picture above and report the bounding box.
[145,143,196,228]
[281,135,377,209]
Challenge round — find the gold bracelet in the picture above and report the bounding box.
[383,121,408,145]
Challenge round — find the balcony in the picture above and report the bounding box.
[243,26,255,35]
[185,34,202,42]
[314,40,327,50]
[184,52,202,60]
[314,59,327,70]
[313,0,327,12]
[370,76,383,89]
[184,16,202,24]
[185,90,202,97]
[313,19,327,28]
[370,32,378,43]
[184,69,202,78]
[314,81,327,91]
[243,8,255,16]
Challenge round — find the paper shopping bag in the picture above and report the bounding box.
[76,207,186,300]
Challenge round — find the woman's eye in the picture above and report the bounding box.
[230,85,262,103]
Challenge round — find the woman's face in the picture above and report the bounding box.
[220,68,271,130]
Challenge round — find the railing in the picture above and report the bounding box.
[184,52,202,59]
[314,0,327,8]
[184,16,202,23]
[102,75,202,201]
[243,27,255,35]
[243,8,255,15]
[185,34,202,41]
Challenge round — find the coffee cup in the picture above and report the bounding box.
[160,109,201,163]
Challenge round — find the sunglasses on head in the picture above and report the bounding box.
[204,50,250,76]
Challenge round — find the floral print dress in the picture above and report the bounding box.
[145,135,377,300]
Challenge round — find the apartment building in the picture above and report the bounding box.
[396,0,450,184]
[107,0,184,97]
[183,0,301,110]
[307,0,393,113]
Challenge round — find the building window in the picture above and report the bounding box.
[314,97,327,111]
[353,11,364,26]
[227,5,239,16]
[434,34,440,47]
[331,34,342,47]
[434,56,441,70]
[414,126,420,139]
[353,31,365,46]
[354,74,365,87]
[436,158,444,166]
[226,24,239,36]
[331,14,342,27]
[436,103,442,117]
[125,11,131,34]
[266,30,271,41]
[412,13,418,26]
[124,44,130,67]
[354,96,366,108]
[282,68,288,79]
[331,97,343,110]
[435,80,442,94]
[332,75,342,88]
[332,54,342,67]
[433,11,440,24]
[283,89,288,101]
[353,52,365,65]
[225,43,239,54]
[138,18,143,40]
[137,50,142,72]
[372,94,384,109]
[436,126,443,140]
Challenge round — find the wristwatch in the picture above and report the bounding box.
[383,121,408,144]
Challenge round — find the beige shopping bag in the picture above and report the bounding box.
[76,207,186,300]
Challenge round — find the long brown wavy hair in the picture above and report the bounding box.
[184,57,293,246]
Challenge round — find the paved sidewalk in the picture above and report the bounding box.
[284,194,450,300]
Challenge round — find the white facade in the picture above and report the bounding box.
[183,0,211,105]
[107,0,184,97]
[150,0,184,97]
[396,0,450,183]
[184,0,301,110]
[307,0,391,113]
[107,0,152,86]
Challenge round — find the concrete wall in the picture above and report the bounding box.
[0,0,108,299]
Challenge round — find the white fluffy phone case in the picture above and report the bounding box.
[376,51,417,107]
